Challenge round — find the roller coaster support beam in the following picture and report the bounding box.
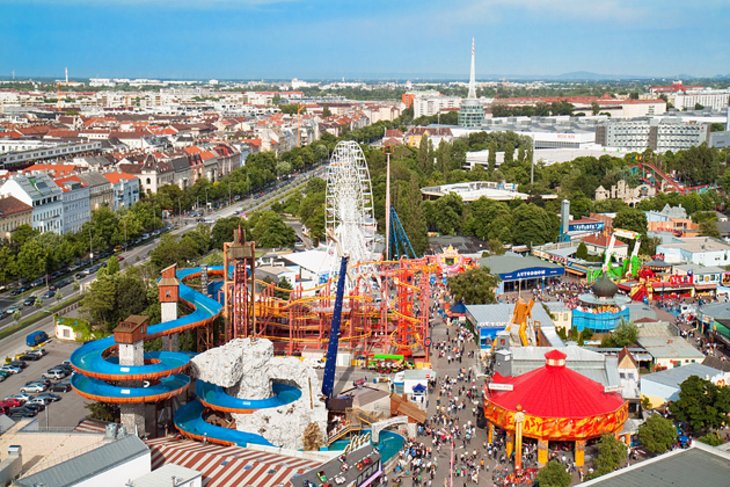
[321,255,349,399]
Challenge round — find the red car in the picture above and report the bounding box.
[0,399,22,408]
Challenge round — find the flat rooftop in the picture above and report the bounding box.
[0,420,109,477]
[637,336,706,360]
[578,443,730,487]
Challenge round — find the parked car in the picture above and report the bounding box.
[50,382,72,393]
[20,383,46,393]
[26,330,48,347]
[21,401,44,413]
[41,290,55,300]
[35,392,61,403]
[43,369,67,380]
[29,348,47,357]
[50,363,72,374]
[23,296,37,307]
[8,407,37,418]
[28,396,52,407]
[0,365,22,375]
[5,306,19,316]
[10,360,28,369]
[33,378,52,387]
[5,393,31,404]
[19,354,41,362]
[0,399,23,408]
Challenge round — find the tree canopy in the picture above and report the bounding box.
[669,376,730,434]
[447,268,498,305]
[536,460,571,487]
[591,434,627,477]
[637,414,677,454]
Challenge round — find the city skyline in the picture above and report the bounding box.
[1,0,729,80]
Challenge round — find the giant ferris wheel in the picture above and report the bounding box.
[325,141,376,267]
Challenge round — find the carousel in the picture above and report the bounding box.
[572,274,631,332]
[483,349,628,469]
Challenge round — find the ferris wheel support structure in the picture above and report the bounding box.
[325,141,376,273]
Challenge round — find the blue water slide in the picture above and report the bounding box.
[70,265,305,447]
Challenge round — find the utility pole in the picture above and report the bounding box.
[384,150,391,260]
[530,135,535,186]
[88,227,94,264]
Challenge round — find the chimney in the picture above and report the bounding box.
[7,445,21,457]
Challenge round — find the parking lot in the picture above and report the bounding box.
[0,339,91,428]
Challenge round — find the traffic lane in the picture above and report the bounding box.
[0,278,84,331]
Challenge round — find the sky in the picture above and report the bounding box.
[1,0,728,80]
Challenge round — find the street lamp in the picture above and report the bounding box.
[88,227,94,264]
[204,188,209,213]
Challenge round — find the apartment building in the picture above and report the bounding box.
[0,173,63,233]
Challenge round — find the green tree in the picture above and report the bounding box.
[211,217,248,249]
[0,245,16,283]
[82,273,118,329]
[669,376,730,434]
[612,208,648,236]
[576,242,588,260]
[601,320,638,347]
[699,219,720,238]
[637,415,677,454]
[16,238,46,280]
[487,142,497,171]
[536,460,571,487]
[105,256,120,276]
[447,268,498,305]
[511,204,558,246]
[592,434,627,476]
[698,432,723,446]
[249,211,296,248]
[426,193,464,235]
[394,178,428,255]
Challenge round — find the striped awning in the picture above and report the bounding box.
[146,437,324,486]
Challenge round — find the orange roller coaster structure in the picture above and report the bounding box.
[226,249,438,362]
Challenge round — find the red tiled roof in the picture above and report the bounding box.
[53,176,86,192]
[103,172,137,184]
[582,234,627,248]
[0,195,32,217]
[22,163,79,178]
[45,129,79,138]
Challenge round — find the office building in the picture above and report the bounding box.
[595,118,709,152]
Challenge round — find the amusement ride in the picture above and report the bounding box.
[69,140,470,449]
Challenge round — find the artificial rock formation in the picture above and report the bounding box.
[190,338,272,399]
[190,338,327,450]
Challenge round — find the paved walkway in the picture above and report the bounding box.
[382,312,578,487]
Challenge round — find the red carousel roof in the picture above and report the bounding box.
[488,350,624,419]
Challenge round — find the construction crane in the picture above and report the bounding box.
[321,255,349,399]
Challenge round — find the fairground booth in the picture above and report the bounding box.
[573,275,630,332]
[483,350,628,470]
[479,254,564,294]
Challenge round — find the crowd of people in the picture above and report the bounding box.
[385,314,552,487]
